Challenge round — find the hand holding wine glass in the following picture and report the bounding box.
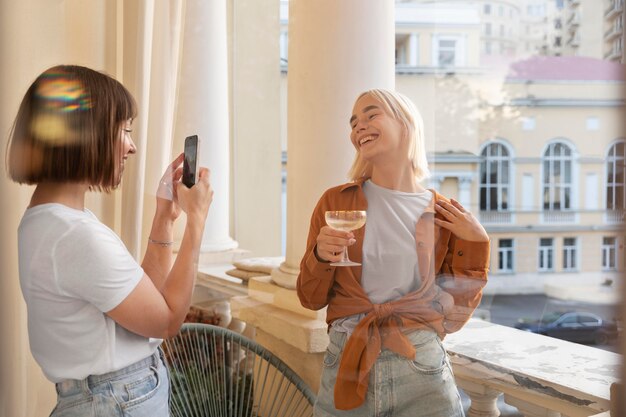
[322,210,366,266]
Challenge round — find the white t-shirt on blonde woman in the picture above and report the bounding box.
[18,203,160,382]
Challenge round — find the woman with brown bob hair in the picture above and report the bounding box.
[7,65,213,416]
[298,89,490,416]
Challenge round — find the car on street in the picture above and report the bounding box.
[514,311,619,345]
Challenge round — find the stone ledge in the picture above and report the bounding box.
[248,276,327,321]
[445,319,619,416]
[231,295,329,353]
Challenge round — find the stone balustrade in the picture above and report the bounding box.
[195,272,621,417]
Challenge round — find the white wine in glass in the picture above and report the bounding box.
[325,210,366,266]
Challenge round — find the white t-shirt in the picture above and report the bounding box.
[18,203,160,382]
[332,180,433,334]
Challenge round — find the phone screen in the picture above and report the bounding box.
[182,135,198,188]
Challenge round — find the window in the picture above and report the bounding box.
[484,4,491,14]
[499,5,504,16]
[563,237,577,271]
[543,142,573,210]
[480,143,510,210]
[485,23,492,36]
[539,238,554,271]
[498,239,514,272]
[555,36,562,47]
[556,0,564,9]
[485,41,492,55]
[554,18,562,29]
[438,39,456,66]
[602,237,617,271]
[606,141,625,210]
[500,25,505,37]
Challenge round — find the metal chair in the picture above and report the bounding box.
[162,323,316,417]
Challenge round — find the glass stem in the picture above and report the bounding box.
[341,246,350,263]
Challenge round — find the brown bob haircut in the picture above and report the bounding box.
[6,65,137,192]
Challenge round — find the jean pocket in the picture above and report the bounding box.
[112,365,162,410]
[323,343,341,368]
[408,333,447,375]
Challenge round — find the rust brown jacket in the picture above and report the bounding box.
[297,178,490,410]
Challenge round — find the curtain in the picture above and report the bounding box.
[0,1,185,415]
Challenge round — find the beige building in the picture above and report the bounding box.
[396,57,626,295]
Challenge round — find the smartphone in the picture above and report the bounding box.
[182,135,199,188]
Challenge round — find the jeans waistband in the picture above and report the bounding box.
[55,349,162,396]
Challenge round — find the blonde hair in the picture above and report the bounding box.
[347,89,430,182]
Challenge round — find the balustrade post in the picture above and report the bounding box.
[456,379,502,417]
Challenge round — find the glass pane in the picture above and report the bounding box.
[547,249,553,268]
[564,160,571,183]
[543,187,550,209]
[490,187,498,210]
[501,188,508,209]
[500,239,513,248]
[553,186,561,209]
[607,187,614,209]
[540,238,552,246]
[616,185,624,209]
[502,161,509,182]
[480,187,487,210]
[543,161,550,182]
[564,187,570,209]
[564,237,575,246]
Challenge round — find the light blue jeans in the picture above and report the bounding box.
[50,350,169,417]
[315,328,464,417]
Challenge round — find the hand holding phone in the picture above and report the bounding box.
[182,135,199,188]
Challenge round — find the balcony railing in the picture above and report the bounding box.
[542,210,577,223]
[605,209,625,223]
[604,25,623,41]
[480,210,513,224]
[604,45,623,60]
[445,319,619,417]
[606,0,624,18]
[567,11,581,25]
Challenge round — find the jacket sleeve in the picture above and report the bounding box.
[436,233,490,334]
[296,191,337,310]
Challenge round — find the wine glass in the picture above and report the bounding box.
[325,210,367,266]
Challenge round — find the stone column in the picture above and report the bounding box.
[174,0,237,253]
[459,175,473,210]
[271,0,396,288]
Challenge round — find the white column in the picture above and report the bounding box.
[271,0,395,288]
[174,0,237,252]
[459,175,473,210]
[408,33,419,66]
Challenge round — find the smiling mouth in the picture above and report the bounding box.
[359,135,376,147]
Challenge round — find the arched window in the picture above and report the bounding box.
[606,141,625,211]
[542,142,572,210]
[480,143,510,211]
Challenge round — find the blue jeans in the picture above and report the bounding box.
[315,328,464,417]
[50,350,169,417]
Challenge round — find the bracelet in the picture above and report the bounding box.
[148,237,174,247]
